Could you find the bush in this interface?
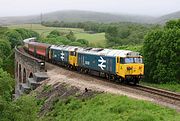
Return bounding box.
[42,36,71,45]
[76,39,89,46]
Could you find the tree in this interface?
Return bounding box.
[0,39,11,61]
[0,68,14,101]
[5,30,23,48]
[66,31,76,41]
[143,19,180,83]
[165,19,180,29]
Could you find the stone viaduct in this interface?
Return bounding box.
[15,46,48,96]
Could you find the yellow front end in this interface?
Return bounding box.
[69,51,78,66]
[117,64,144,78]
[116,57,144,80]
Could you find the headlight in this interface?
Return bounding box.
[139,66,142,69]
[127,67,132,70]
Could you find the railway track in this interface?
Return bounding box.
[134,85,180,102]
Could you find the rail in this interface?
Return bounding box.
[135,85,180,101]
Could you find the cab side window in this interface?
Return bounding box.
[120,58,124,64]
[70,51,73,56]
[70,51,76,56]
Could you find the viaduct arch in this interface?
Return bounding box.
[15,45,48,97]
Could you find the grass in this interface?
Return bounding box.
[42,94,180,121]
[75,32,106,47]
[8,24,85,35]
[42,84,52,92]
[141,82,180,92]
[8,24,106,46]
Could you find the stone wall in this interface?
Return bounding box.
[15,46,48,97]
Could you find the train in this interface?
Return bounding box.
[23,38,144,84]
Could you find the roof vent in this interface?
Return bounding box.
[85,47,93,50]
[93,48,104,52]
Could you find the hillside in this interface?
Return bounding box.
[1,10,180,25]
[155,11,180,24]
[0,10,155,25]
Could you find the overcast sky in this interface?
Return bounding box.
[0,0,180,17]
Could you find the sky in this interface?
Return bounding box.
[0,0,180,17]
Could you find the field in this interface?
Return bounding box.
[8,24,106,47]
[75,33,106,47]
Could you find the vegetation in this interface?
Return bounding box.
[0,68,14,101]
[105,23,153,47]
[1,20,180,119]
[8,24,105,47]
[1,82,180,121]
[143,19,180,84]
[141,82,180,92]
[75,32,106,47]
[0,27,40,121]
[0,27,39,75]
[0,95,39,121]
[40,30,90,47]
[41,94,180,121]
[42,21,153,46]
[113,45,143,53]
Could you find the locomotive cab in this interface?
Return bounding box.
[69,47,79,67]
[69,51,77,66]
[116,52,144,84]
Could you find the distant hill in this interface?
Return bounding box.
[41,10,155,23]
[155,11,180,24]
[0,10,180,25]
[0,10,155,25]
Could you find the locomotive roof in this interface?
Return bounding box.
[50,45,141,57]
[77,48,141,57]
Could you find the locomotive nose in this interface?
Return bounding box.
[126,64,144,75]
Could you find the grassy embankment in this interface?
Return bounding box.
[33,83,180,121]
[40,93,180,121]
